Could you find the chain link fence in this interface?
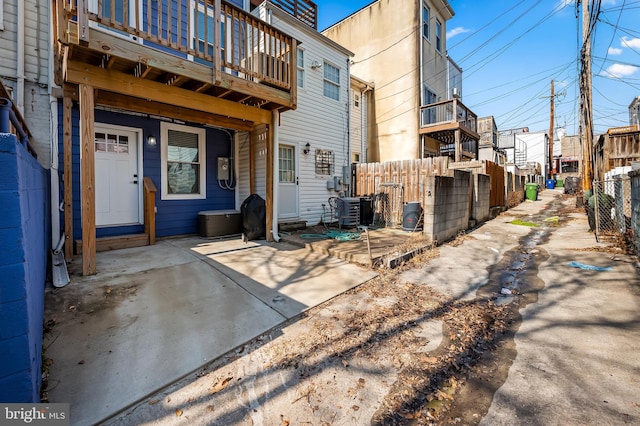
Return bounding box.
[374,183,404,227]
[591,178,632,241]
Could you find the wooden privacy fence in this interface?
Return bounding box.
[352,157,450,201]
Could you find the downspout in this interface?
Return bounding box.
[16,0,25,114]
[271,110,281,242]
[346,58,351,193]
[48,0,62,250]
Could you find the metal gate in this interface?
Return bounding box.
[374,183,404,227]
[592,178,632,240]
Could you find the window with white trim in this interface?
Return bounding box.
[161,122,207,200]
[297,48,305,88]
[435,19,442,52]
[422,4,430,40]
[353,91,360,108]
[323,62,340,101]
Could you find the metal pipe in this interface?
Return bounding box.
[17,0,25,113]
[0,98,11,131]
[271,110,281,242]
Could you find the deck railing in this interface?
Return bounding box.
[263,0,318,29]
[419,98,478,134]
[0,82,37,159]
[58,0,295,91]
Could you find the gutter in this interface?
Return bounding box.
[271,110,281,242]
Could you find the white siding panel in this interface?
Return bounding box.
[0,0,52,167]
[269,11,352,226]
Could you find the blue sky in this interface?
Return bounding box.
[316,0,640,135]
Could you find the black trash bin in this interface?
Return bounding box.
[402,202,423,232]
[240,194,266,241]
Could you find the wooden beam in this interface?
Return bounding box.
[95,91,254,132]
[63,95,73,259]
[143,177,157,245]
[80,84,96,275]
[65,23,292,107]
[66,61,272,124]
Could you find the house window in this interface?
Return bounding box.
[352,152,361,163]
[191,2,225,58]
[315,149,334,175]
[297,48,305,88]
[323,62,340,101]
[422,4,430,40]
[279,145,295,183]
[353,92,360,108]
[161,122,207,200]
[435,19,442,52]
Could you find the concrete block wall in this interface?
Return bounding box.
[473,173,491,223]
[629,170,640,258]
[0,133,50,402]
[423,170,471,243]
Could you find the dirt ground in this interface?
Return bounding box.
[105,195,637,425]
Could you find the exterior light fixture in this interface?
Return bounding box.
[147,135,157,147]
[311,61,322,70]
[303,142,310,154]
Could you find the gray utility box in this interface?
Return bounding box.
[198,210,241,237]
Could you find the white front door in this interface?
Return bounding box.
[278,144,299,219]
[94,125,142,227]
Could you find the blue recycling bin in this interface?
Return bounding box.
[546,179,556,189]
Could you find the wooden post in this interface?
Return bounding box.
[77,0,90,44]
[249,129,255,194]
[549,80,555,179]
[213,0,222,84]
[80,84,96,275]
[290,39,298,109]
[63,96,73,259]
[143,177,157,245]
[454,129,461,162]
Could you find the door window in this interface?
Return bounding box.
[279,145,295,183]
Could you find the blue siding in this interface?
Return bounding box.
[0,134,50,402]
[58,103,236,239]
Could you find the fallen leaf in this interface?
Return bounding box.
[149,400,159,405]
[352,405,360,411]
[206,405,215,412]
[281,420,290,426]
[341,359,349,368]
[210,376,233,395]
[175,409,182,417]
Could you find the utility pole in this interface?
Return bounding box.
[549,80,555,179]
[581,0,594,192]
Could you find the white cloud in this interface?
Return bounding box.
[622,37,640,49]
[601,63,639,78]
[446,27,470,39]
[608,47,623,55]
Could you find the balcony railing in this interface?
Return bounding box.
[58,0,295,91]
[419,98,478,134]
[252,0,318,29]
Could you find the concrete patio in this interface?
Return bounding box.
[43,236,377,425]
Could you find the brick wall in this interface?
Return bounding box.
[0,133,50,402]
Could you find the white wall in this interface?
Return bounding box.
[254,4,353,226]
[518,132,547,170]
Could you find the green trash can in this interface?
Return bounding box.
[525,183,538,201]
[556,178,564,188]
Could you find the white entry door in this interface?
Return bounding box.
[278,144,299,219]
[94,125,142,226]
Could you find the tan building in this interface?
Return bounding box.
[323,0,479,162]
